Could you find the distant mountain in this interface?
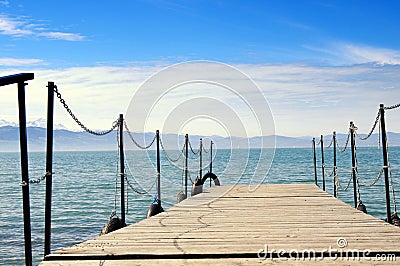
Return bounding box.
[0,119,69,130]
[1,125,399,152]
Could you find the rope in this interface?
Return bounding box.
[384,103,400,110]
[124,121,156,149]
[20,172,53,186]
[354,111,380,141]
[53,86,119,136]
[336,131,350,153]
[160,137,184,163]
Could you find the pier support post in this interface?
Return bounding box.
[320,135,325,191]
[350,122,358,208]
[119,114,126,226]
[185,134,188,198]
[210,141,213,187]
[156,130,161,205]
[44,82,55,257]
[333,132,337,198]
[199,138,203,180]
[18,80,33,266]
[380,104,392,224]
[312,138,318,186]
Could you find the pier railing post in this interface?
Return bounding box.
[210,141,213,187]
[156,130,161,204]
[380,104,392,224]
[184,134,189,197]
[320,135,325,191]
[333,132,337,198]
[350,122,357,208]
[312,138,318,186]
[199,138,203,179]
[119,114,125,226]
[44,82,55,257]
[18,80,33,266]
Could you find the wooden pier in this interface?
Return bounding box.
[41,184,400,265]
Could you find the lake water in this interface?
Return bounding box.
[1,145,399,265]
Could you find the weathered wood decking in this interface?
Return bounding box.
[41,184,400,265]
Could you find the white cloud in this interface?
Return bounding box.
[305,43,400,65]
[339,44,400,65]
[38,32,85,41]
[0,57,45,66]
[0,1,9,6]
[0,62,399,137]
[0,14,85,41]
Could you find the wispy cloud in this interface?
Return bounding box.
[38,32,85,41]
[305,42,400,65]
[0,57,45,66]
[0,0,9,7]
[0,14,85,41]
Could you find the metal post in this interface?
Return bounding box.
[312,138,317,186]
[199,138,203,179]
[156,130,161,203]
[333,132,337,198]
[44,82,55,256]
[18,81,32,266]
[119,114,125,226]
[380,104,392,224]
[320,135,325,191]
[184,134,188,197]
[210,141,213,187]
[350,122,357,208]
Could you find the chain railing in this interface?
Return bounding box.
[124,121,156,149]
[159,137,185,163]
[54,86,119,135]
[354,111,380,141]
[336,131,350,153]
[20,172,53,186]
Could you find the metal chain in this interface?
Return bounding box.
[384,103,400,110]
[20,172,53,186]
[159,137,184,163]
[337,171,353,191]
[124,156,156,193]
[124,121,156,149]
[202,145,210,154]
[359,167,386,187]
[188,139,200,155]
[325,135,334,148]
[336,131,350,153]
[316,137,322,146]
[53,86,119,136]
[125,175,148,195]
[323,164,335,177]
[354,111,380,141]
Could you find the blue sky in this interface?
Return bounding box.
[1,1,400,137]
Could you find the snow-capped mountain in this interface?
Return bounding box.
[0,118,69,130]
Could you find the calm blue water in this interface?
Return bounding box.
[1,146,399,265]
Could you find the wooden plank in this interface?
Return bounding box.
[41,184,400,265]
